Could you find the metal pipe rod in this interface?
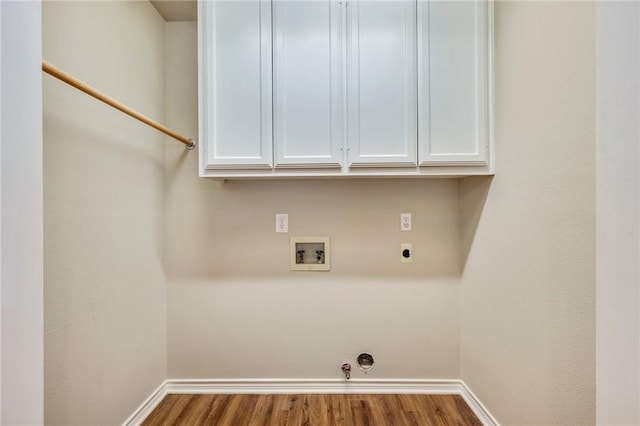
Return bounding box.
[42,60,195,149]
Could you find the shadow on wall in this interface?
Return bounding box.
[164,165,485,281]
[459,176,493,268]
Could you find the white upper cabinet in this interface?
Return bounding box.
[347,0,418,168]
[273,0,343,168]
[199,0,493,178]
[418,0,490,166]
[199,0,272,169]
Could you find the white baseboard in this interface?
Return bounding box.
[165,378,463,395]
[122,382,167,426]
[124,379,499,426]
[459,381,500,426]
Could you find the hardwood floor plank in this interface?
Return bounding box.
[209,394,234,426]
[388,394,419,426]
[286,395,305,426]
[179,394,215,424]
[366,395,391,426]
[248,394,273,426]
[304,394,328,425]
[142,394,195,426]
[330,394,353,426]
[142,393,482,426]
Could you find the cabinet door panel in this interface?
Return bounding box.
[419,0,489,165]
[347,0,417,167]
[200,0,272,169]
[273,0,343,168]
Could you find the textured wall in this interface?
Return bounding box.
[596,2,640,423]
[165,22,461,380]
[43,2,167,424]
[460,1,596,424]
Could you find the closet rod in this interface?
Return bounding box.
[42,60,196,150]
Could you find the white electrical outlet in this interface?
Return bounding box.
[400,213,412,231]
[276,214,288,233]
[401,243,412,263]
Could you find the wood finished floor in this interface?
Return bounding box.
[142,394,482,426]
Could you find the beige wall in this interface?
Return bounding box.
[460,1,596,424]
[165,22,462,379]
[43,2,167,424]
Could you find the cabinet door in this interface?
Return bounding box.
[347,0,418,168]
[199,0,272,170]
[273,0,343,168]
[419,0,489,166]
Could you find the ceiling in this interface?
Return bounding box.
[150,0,197,22]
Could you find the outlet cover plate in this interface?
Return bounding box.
[276,214,288,233]
[400,213,411,231]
